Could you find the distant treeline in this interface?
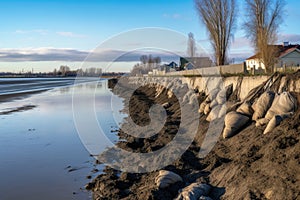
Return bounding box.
[0,65,126,78]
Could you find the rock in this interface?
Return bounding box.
[155,170,183,189]
[175,183,211,200]
[223,111,250,139]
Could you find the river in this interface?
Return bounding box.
[0,78,124,200]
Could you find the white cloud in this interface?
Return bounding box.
[56,31,86,38]
[278,34,300,43]
[0,48,178,63]
[15,29,48,35]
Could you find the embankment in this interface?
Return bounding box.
[88,72,300,200]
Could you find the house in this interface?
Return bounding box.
[245,42,300,71]
[179,57,213,70]
[148,61,178,76]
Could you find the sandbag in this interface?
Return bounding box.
[223,111,250,139]
[206,104,226,122]
[183,90,194,104]
[215,84,233,105]
[252,91,275,121]
[199,197,213,200]
[265,92,297,120]
[175,183,211,200]
[155,170,183,189]
[218,104,227,118]
[189,94,198,105]
[263,113,293,134]
[167,90,173,99]
[207,88,219,101]
[204,103,211,115]
[210,99,218,108]
[255,118,269,127]
[236,102,254,116]
[199,100,209,113]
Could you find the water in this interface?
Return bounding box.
[0,78,124,200]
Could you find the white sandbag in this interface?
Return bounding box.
[210,99,218,108]
[223,111,250,139]
[214,84,233,105]
[206,104,226,122]
[189,94,198,105]
[255,118,269,127]
[199,101,209,113]
[207,88,219,101]
[206,105,220,122]
[183,90,194,104]
[216,89,227,105]
[252,91,275,121]
[167,90,173,99]
[265,92,297,120]
[155,170,183,189]
[175,183,211,200]
[204,103,211,115]
[218,104,227,118]
[199,196,213,200]
[263,113,293,134]
[236,102,254,116]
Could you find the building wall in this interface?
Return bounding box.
[246,59,265,70]
[276,51,300,68]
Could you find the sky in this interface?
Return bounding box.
[0,0,300,72]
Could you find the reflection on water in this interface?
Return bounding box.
[0,79,124,200]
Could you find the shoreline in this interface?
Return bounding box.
[0,89,49,103]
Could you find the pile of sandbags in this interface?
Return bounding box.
[199,84,233,122]
[155,170,183,189]
[223,91,297,138]
[175,183,211,200]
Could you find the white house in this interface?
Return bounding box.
[245,43,300,71]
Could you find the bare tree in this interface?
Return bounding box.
[195,0,237,66]
[244,0,285,73]
[140,55,148,65]
[59,65,70,76]
[187,32,196,57]
[131,55,162,75]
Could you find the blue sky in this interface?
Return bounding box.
[0,0,300,72]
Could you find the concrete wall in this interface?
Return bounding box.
[165,63,245,76]
[181,76,269,100]
[128,74,300,101]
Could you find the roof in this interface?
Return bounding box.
[246,44,300,60]
[180,57,212,68]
